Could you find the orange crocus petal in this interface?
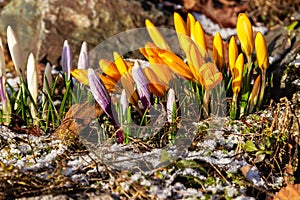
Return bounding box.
[71,69,89,85]
[198,62,223,90]
[158,50,194,80]
[145,19,170,50]
[187,13,196,37]
[144,67,167,97]
[232,53,244,95]
[228,36,238,75]
[174,12,187,36]
[99,59,121,81]
[213,32,224,71]
[99,74,120,93]
[236,13,254,57]
[193,21,207,56]
[255,32,269,70]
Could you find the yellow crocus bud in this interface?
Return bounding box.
[228,36,238,75]
[236,13,254,58]
[255,32,269,70]
[186,13,196,37]
[232,53,244,100]
[213,32,224,71]
[174,12,187,36]
[145,19,170,50]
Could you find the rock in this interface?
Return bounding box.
[0,0,172,66]
[266,18,300,101]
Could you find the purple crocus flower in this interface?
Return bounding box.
[167,88,176,123]
[78,41,89,69]
[132,60,151,109]
[61,40,72,80]
[88,68,123,143]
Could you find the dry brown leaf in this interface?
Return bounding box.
[53,102,103,140]
[273,184,300,200]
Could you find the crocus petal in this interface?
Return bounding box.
[132,60,151,109]
[78,41,89,69]
[99,59,121,81]
[61,40,72,80]
[232,53,244,96]
[228,36,238,75]
[255,32,269,71]
[187,42,205,85]
[120,89,129,116]
[44,63,53,89]
[145,19,170,50]
[198,62,223,90]
[174,12,187,36]
[27,53,38,104]
[88,68,112,117]
[143,67,167,97]
[192,21,207,56]
[187,13,196,37]
[213,32,224,71]
[7,26,24,79]
[236,13,254,57]
[0,38,6,82]
[249,75,261,113]
[167,88,176,123]
[113,52,129,76]
[158,49,194,80]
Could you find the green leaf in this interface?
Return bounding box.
[244,140,258,152]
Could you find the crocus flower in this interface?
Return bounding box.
[71,68,120,93]
[140,43,193,82]
[166,88,175,123]
[145,19,170,50]
[236,13,254,58]
[27,53,38,122]
[78,41,88,69]
[255,32,269,109]
[7,26,25,80]
[61,40,72,80]
[232,53,244,103]
[255,32,269,71]
[88,68,123,143]
[0,38,11,125]
[132,60,151,109]
[228,36,238,75]
[213,32,224,71]
[187,13,196,37]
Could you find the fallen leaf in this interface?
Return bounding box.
[273,184,300,200]
[53,101,103,140]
